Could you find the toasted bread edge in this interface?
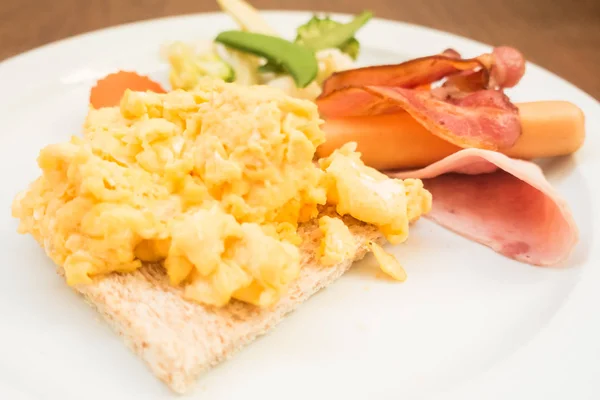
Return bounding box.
[76,216,383,394]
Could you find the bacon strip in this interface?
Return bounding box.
[317,86,404,118]
[317,47,525,150]
[489,46,527,89]
[317,86,521,150]
[389,149,578,266]
[321,54,484,97]
[321,46,525,97]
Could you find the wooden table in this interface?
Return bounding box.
[1,0,598,99]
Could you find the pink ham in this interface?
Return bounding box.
[389,149,578,266]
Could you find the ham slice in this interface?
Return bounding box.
[317,86,521,150]
[389,149,578,266]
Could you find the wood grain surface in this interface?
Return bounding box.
[1,0,598,99]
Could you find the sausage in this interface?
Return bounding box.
[316,101,585,170]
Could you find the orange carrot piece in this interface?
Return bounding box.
[89,71,166,109]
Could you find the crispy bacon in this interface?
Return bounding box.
[316,46,525,150]
[489,46,526,88]
[439,69,489,94]
[321,46,525,97]
[321,54,485,97]
[375,87,520,149]
[317,86,521,150]
[317,86,401,118]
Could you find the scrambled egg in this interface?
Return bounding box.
[12,78,431,307]
[368,241,407,282]
[320,143,432,245]
[318,216,356,266]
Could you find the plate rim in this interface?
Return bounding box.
[1,10,598,104]
[1,10,599,400]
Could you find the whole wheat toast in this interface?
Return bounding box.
[74,212,384,394]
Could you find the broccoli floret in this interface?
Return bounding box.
[340,38,360,60]
[196,53,235,83]
[294,13,371,60]
[295,16,339,46]
[254,12,371,77]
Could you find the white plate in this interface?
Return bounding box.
[1,11,599,400]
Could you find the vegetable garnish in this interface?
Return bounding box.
[89,71,165,108]
[295,11,372,58]
[259,11,371,75]
[167,42,235,89]
[216,0,278,35]
[296,18,360,60]
[215,31,319,88]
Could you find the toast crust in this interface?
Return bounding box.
[76,213,383,393]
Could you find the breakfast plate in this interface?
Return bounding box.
[1,10,599,400]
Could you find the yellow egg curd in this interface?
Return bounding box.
[12,78,431,307]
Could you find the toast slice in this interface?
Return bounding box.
[75,212,384,393]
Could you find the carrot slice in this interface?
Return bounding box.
[89,71,166,108]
